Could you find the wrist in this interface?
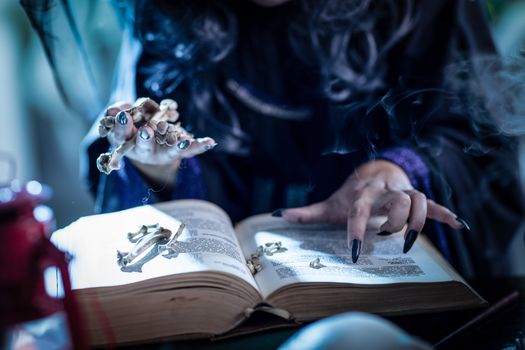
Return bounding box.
[357,159,406,175]
[376,147,432,194]
[130,159,180,188]
[356,160,412,189]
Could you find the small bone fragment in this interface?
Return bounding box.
[96,97,216,174]
[127,223,160,241]
[156,121,169,135]
[127,98,160,124]
[246,245,264,275]
[98,116,116,137]
[263,241,282,256]
[309,257,325,269]
[117,227,172,267]
[246,256,262,275]
[97,98,158,138]
[158,223,186,253]
[96,139,136,175]
[150,99,179,124]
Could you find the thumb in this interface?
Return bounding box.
[279,201,335,224]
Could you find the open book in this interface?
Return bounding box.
[50,199,485,346]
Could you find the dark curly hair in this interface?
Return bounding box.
[138,0,415,97]
[135,0,417,152]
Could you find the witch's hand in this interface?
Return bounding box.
[280,160,466,261]
[98,100,216,185]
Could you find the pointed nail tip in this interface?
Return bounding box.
[403,230,418,254]
[402,240,413,254]
[271,209,284,217]
[351,239,361,264]
[455,217,471,231]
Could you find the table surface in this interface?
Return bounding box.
[122,277,525,350]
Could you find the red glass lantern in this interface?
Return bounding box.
[0,180,85,349]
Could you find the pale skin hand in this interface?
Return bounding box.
[105,102,216,187]
[281,160,465,257]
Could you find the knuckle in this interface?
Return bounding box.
[411,191,426,202]
[349,202,365,218]
[350,188,365,200]
[397,194,411,208]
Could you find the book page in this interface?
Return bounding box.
[236,215,458,299]
[51,200,257,290]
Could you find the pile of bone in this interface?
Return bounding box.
[117,222,186,268]
[96,98,198,174]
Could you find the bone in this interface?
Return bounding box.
[158,223,186,253]
[246,255,263,275]
[155,122,192,146]
[96,97,216,174]
[155,127,180,146]
[309,257,325,269]
[96,138,136,175]
[155,121,169,135]
[127,98,160,124]
[98,116,116,137]
[117,226,173,267]
[127,223,160,241]
[150,99,179,124]
[165,132,179,146]
[98,98,160,138]
[263,241,283,256]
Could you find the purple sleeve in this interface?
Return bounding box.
[377,146,452,261]
[377,146,432,196]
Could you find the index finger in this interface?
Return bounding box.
[347,187,379,263]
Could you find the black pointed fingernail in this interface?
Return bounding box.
[272,209,284,217]
[403,230,418,253]
[377,230,392,236]
[177,140,190,150]
[140,129,150,140]
[351,239,362,263]
[116,111,128,125]
[455,217,471,231]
